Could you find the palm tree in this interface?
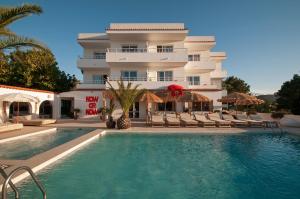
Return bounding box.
[107,80,145,129]
[0,4,47,50]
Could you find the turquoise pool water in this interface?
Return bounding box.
[0,128,95,159]
[11,132,300,199]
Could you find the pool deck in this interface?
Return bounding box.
[0,119,298,191]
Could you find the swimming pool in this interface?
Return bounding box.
[10,132,300,199]
[0,128,95,159]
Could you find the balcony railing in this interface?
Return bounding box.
[109,76,186,82]
[82,80,106,84]
[107,48,187,53]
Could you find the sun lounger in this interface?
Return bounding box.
[19,119,56,126]
[14,115,56,126]
[179,113,198,127]
[0,123,23,133]
[222,114,248,127]
[150,113,165,127]
[194,114,216,127]
[165,113,181,127]
[207,113,231,128]
[249,114,278,128]
[236,114,264,127]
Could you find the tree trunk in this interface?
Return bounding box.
[117,113,131,129]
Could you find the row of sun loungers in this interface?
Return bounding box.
[149,112,278,128]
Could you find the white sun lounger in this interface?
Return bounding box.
[165,113,181,127]
[194,114,216,127]
[207,113,231,128]
[179,113,198,127]
[222,114,248,127]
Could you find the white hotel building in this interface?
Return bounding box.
[63,23,228,119]
[0,23,228,121]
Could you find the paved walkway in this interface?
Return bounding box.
[0,126,54,140]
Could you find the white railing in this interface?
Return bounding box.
[107,48,187,53]
[109,76,186,82]
[78,55,106,59]
[82,80,105,84]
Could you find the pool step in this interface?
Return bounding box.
[0,166,46,199]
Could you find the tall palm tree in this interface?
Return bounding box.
[107,80,145,129]
[0,4,47,50]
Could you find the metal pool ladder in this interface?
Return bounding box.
[1,166,46,199]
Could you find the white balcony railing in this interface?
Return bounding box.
[210,70,227,78]
[107,48,187,53]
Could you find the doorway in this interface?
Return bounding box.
[129,102,139,118]
[61,98,74,118]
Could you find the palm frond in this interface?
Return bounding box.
[0,4,42,28]
[0,27,16,36]
[0,35,48,50]
[106,80,145,116]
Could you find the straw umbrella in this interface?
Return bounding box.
[218,92,264,113]
[139,91,163,124]
[178,91,211,112]
[0,93,39,122]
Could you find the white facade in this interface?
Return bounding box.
[0,85,56,123]
[72,23,228,119]
[0,24,228,120]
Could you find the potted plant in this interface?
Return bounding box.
[73,108,80,120]
[106,99,116,129]
[107,80,145,129]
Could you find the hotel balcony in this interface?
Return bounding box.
[210,70,227,79]
[77,56,109,69]
[76,80,106,89]
[106,48,188,67]
[107,76,188,90]
[184,57,216,73]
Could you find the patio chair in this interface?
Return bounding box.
[236,114,264,127]
[150,112,165,127]
[194,114,216,127]
[179,113,198,127]
[14,115,56,126]
[222,114,248,127]
[165,113,181,127]
[207,113,231,128]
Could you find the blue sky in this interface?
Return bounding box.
[3,0,300,94]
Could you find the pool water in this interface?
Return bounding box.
[11,132,300,199]
[0,128,95,159]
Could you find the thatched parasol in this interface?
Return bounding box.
[139,91,163,104]
[218,92,264,105]
[178,91,210,102]
[139,91,163,125]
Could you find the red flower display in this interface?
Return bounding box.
[167,84,184,97]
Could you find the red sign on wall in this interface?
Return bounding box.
[86,96,99,115]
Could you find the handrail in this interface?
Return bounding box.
[2,166,46,199]
[0,168,19,199]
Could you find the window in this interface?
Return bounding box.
[157,45,173,53]
[121,71,137,81]
[92,75,104,84]
[188,54,200,61]
[186,76,200,85]
[94,52,106,59]
[122,44,138,52]
[157,71,173,81]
